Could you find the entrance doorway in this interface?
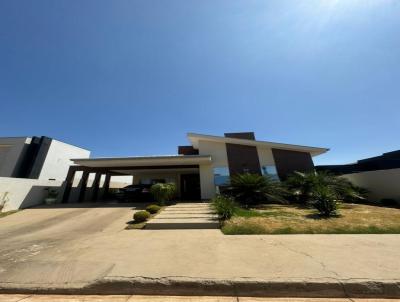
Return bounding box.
[180,174,201,200]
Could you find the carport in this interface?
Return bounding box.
[61,155,212,203]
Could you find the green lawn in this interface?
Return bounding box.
[222,203,400,235]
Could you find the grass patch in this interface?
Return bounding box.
[233,206,297,218]
[125,220,147,229]
[221,203,400,235]
[0,210,18,218]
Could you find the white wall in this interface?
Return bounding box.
[0,137,31,177]
[39,139,90,181]
[198,140,228,167]
[0,177,63,212]
[257,146,275,166]
[199,164,215,199]
[342,168,400,202]
[197,140,228,199]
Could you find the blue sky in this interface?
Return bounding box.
[0,0,399,165]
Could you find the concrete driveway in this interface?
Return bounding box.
[0,203,400,298]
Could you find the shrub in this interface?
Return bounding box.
[133,210,151,222]
[285,171,368,203]
[211,195,236,220]
[309,186,338,217]
[146,204,161,214]
[150,183,177,205]
[228,173,286,206]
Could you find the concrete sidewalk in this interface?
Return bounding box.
[0,205,400,298]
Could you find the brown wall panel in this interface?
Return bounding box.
[272,148,314,180]
[178,146,199,155]
[224,132,255,140]
[226,143,261,175]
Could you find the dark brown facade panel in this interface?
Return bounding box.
[271,148,314,180]
[226,143,261,175]
[224,132,256,140]
[178,146,199,155]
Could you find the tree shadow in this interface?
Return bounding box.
[305,213,342,220]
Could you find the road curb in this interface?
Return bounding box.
[1,277,400,298]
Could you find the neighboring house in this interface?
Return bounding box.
[317,150,400,202]
[63,132,328,202]
[0,136,90,181]
[0,136,90,211]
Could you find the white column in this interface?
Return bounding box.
[199,164,215,200]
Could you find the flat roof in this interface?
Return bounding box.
[187,133,329,156]
[72,155,212,168]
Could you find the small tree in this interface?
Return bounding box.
[309,185,338,217]
[150,183,176,205]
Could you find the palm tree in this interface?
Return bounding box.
[228,173,286,206]
[285,171,367,203]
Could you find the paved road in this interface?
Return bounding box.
[0,204,400,297]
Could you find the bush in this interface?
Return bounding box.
[309,186,338,217]
[211,195,236,220]
[150,183,176,205]
[133,210,151,222]
[146,204,161,214]
[228,173,286,206]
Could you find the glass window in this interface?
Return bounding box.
[140,178,166,185]
[261,165,279,180]
[140,178,152,185]
[213,167,230,186]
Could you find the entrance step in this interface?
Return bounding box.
[146,203,219,230]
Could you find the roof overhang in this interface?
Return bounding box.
[187,133,329,156]
[72,155,212,168]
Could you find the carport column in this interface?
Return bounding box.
[62,166,77,203]
[78,171,90,203]
[91,172,102,201]
[102,173,111,199]
[199,164,215,200]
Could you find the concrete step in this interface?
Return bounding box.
[145,203,219,230]
[153,213,219,219]
[166,205,211,209]
[145,218,219,229]
[162,209,215,214]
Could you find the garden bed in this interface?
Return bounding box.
[125,206,164,230]
[222,203,400,234]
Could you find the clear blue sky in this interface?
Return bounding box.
[0,1,399,165]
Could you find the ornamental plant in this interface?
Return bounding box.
[150,183,176,205]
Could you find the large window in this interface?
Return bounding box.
[213,167,230,186]
[261,165,279,180]
[140,178,166,185]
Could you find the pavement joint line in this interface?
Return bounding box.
[15,295,32,302]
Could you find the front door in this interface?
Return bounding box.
[180,174,201,200]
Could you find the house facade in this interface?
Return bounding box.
[0,136,90,181]
[0,136,91,211]
[63,132,328,202]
